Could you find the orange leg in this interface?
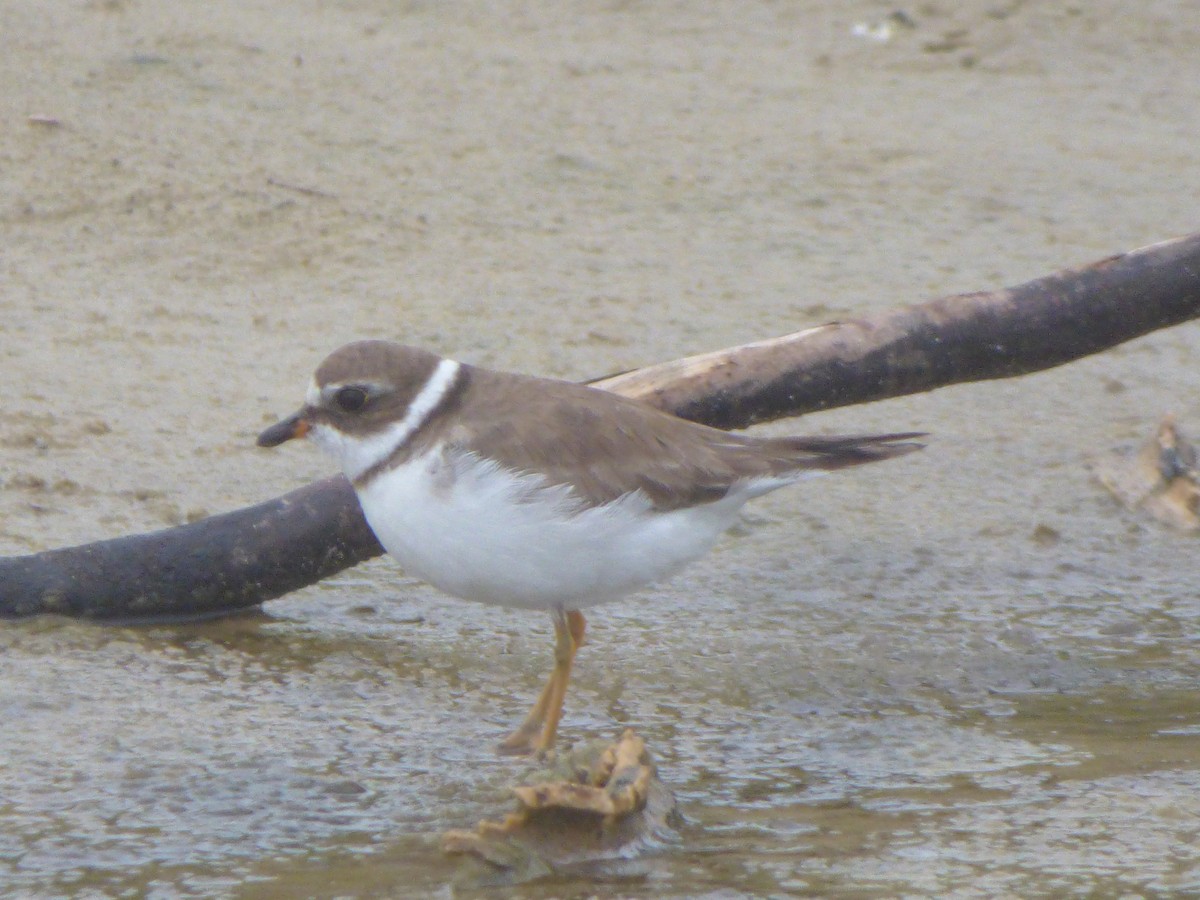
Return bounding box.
[497,608,586,756]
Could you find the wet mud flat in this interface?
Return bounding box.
[3,0,1200,896]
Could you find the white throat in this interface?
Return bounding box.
[310,357,462,482]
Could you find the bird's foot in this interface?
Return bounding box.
[496,721,555,758]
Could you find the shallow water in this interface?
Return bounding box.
[3,0,1200,896]
[4,436,1200,896]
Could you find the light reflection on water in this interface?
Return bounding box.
[3,489,1199,898]
[5,323,1200,897]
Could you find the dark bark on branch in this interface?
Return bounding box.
[0,477,381,622]
[2,232,1200,620]
[596,234,1200,428]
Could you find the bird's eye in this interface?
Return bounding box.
[333,386,369,412]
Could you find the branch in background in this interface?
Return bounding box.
[598,234,1200,428]
[2,232,1199,620]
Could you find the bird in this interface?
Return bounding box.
[257,339,923,755]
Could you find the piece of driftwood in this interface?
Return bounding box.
[0,477,382,621]
[596,234,1200,428]
[442,729,679,882]
[2,232,1200,620]
[1091,415,1200,531]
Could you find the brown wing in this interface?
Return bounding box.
[436,366,924,510]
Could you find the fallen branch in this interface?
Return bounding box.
[2,232,1199,620]
[596,234,1200,427]
[0,476,380,621]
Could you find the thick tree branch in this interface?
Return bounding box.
[2,232,1199,620]
[0,477,381,621]
[597,234,1200,428]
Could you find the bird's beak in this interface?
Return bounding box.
[256,410,311,448]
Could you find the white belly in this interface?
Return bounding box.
[355,448,753,610]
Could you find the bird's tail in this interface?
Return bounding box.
[761,431,926,474]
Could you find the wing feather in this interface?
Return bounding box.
[438,368,923,510]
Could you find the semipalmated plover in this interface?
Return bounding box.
[258,340,923,755]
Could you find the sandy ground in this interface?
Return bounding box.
[4,0,1198,553]
[3,1,1200,897]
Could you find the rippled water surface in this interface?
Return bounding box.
[5,459,1200,897]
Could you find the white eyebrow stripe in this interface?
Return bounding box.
[334,358,462,482]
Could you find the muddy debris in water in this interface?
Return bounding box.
[442,729,680,882]
[1092,414,1200,530]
